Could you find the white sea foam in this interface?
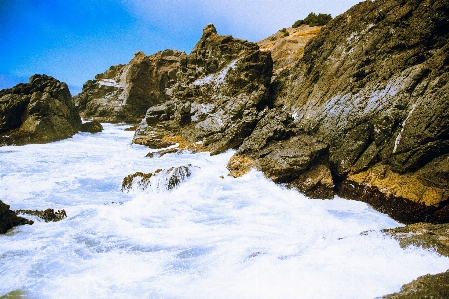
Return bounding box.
[1,124,448,298]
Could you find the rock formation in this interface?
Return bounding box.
[0,74,82,146]
[81,120,103,133]
[231,0,449,223]
[121,165,193,192]
[133,24,273,154]
[0,200,33,234]
[74,50,185,122]
[381,222,449,298]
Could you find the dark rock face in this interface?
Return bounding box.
[0,75,82,146]
[133,24,273,154]
[81,120,103,133]
[242,0,449,222]
[74,50,185,122]
[0,200,33,234]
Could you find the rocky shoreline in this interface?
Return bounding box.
[1,0,448,296]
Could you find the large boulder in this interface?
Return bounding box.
[133,24,273,154]
[74,50,185,122]
[0,75,82,146]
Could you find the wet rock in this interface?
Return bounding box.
[383,222,449,257]
[81,120,103,133]
[74,50,185,123]
[0,200,33,234]
[288,164,334,199]
[0,75,82,146]
[381,223,449,298]
[121,165,193,192]
[133,24,273,154]
[15,208,67,223]
[382,270,449,299]
[227,155,255,178]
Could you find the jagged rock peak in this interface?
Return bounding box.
[202,23,218,38]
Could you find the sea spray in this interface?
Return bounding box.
[1,124,448,299]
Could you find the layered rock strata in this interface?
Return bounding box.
[232,0,449,223]
[0,75,82,146]
[133,24,273,154]
[74,50,185,122]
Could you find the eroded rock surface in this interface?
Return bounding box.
[0,75,82,146]
[235,0,449,222]
[81,120,103,133]
[133,24,273,154]
[74,50,185,122]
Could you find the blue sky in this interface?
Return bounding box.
[0,0,360,95]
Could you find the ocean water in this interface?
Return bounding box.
[1,123,448,299]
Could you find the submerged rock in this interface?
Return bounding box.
[0,75,82,146]
[0,200,33,234]
[382,270,449,299]
[382,222,449,298]
[121,165,193,192]
[15,208,67,223]
[133,24,273,154]
[81,120,103,133]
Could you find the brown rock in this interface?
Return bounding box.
[0,75,82,146]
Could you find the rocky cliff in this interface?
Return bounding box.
[0,75,82,146]
[232,0,449,224]
[132,24,273,154]
[74,49,185,122]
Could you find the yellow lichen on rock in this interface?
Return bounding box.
[347,163,449,206]
[227,155,255,178]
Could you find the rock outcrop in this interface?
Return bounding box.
[74,50,185,122]
[0,200,33,234]
[121,165,193,192]
[133,24,273,154]
[0,75,82,146]
[232,0,449,223]
[81,120,103,133]
[381,222,449,298]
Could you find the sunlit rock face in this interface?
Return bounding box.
[74,49,185,123]
[234,0,449,223]
[0,74,82,146]
[133,24,273,154]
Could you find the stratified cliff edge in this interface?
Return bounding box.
[73,50,185,122]
[235,0,449,224]
[132,24,273,154]
[0,74,82,146]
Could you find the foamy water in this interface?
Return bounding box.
[1,124,448,299]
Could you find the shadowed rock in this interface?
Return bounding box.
[0,200,33,234]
